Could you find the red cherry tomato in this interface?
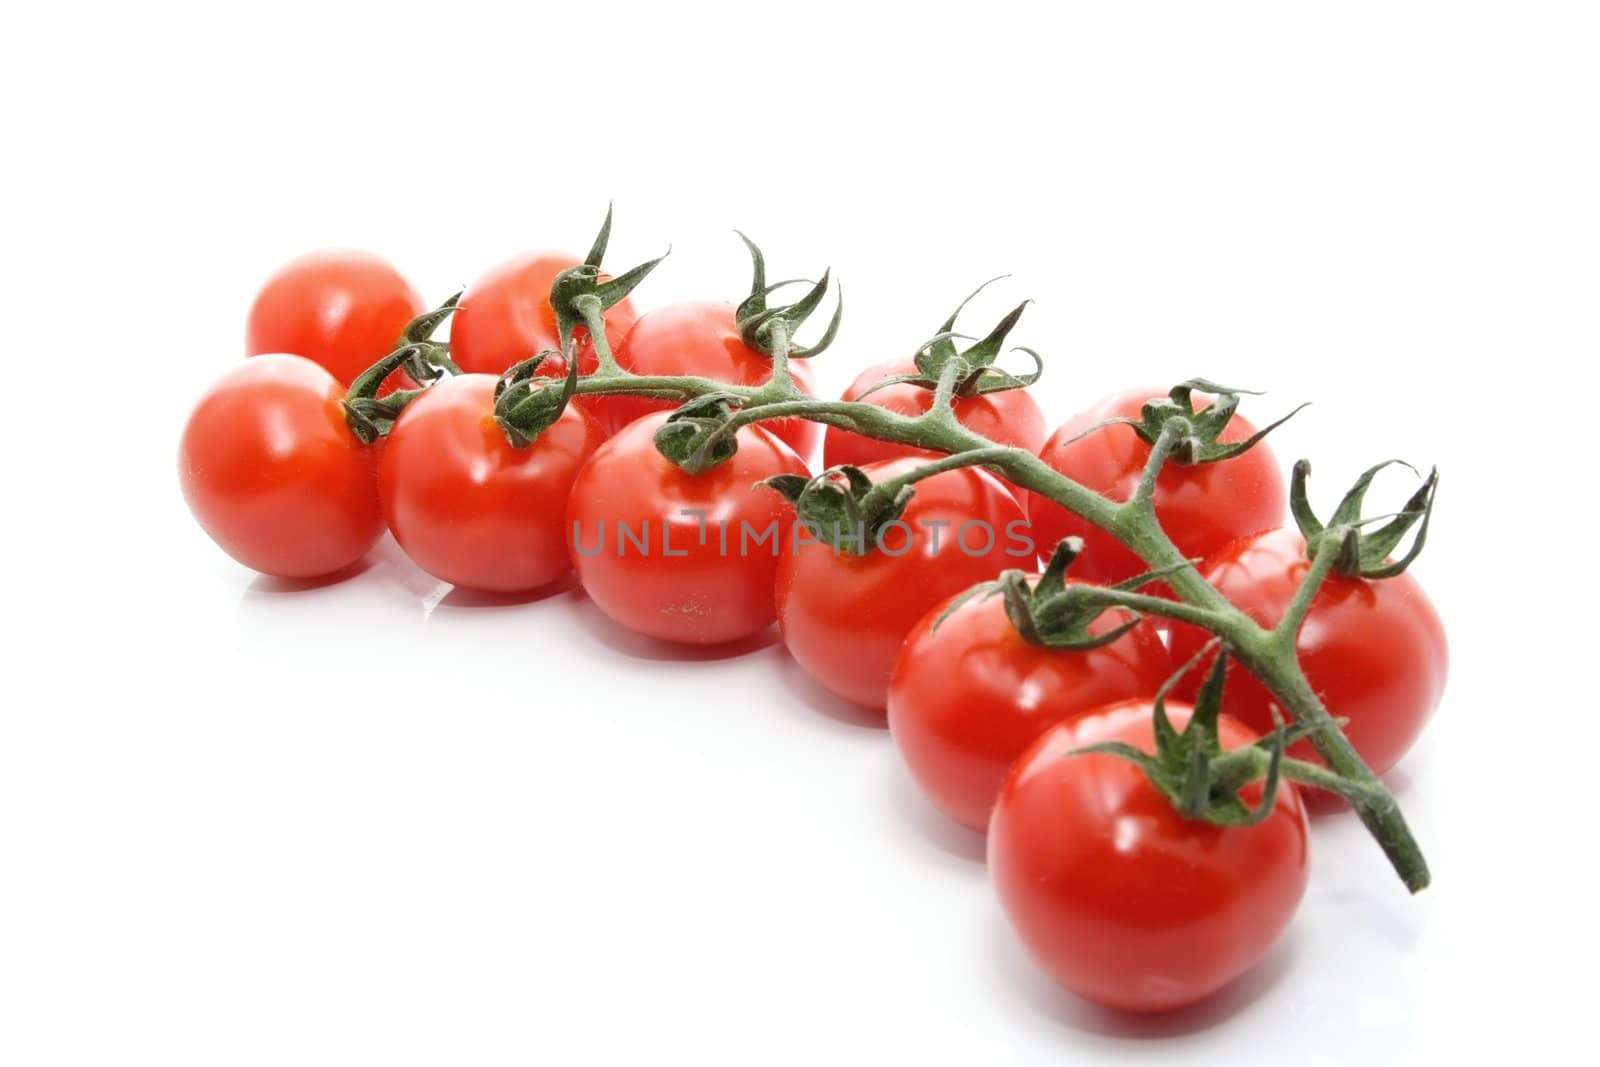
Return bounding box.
[450,252,638,434]
[990,701,1310,1013]
[888,586,1171,832]
[245,250,422,392]
[179,354,383,579]
[378,375,605,593]
[775,458,1030,711]
[1027,388,1287,584]
[822,357,1047,468]
[565,412,809,645]
[1167,527,1448,790]
[612,301,820,458]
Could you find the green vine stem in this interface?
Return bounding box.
[518,273,1435,892]
[762,316,794,393]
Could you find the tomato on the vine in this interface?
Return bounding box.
[179,354,384,579]
[246,250,422,392]
[1027,387,1287,584]
[989,700,1310,1013]
[451,252,638,433]
[823,358,1046,468]
[378,374,605,594]
[775,458,1030,711]
[1168,527,1447,787]
[612,301,821,458]
[888,585,1171,833]
[565,412,809,645]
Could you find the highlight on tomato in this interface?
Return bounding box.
[379,365,605,594]
[179,354,384,579]
[565,408,810,645]
[887,539,1172,833]
[1168,461,1447,795]
[1027,381,1298,585]
[245,249,423,392]
[610,235,838,459]
[823,282,1047,468]
[989,665,1310,1013]
[450,209,642,434]
[772,457,1031,711]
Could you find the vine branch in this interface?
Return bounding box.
[475,271,1433,892]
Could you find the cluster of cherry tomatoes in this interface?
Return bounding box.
[178,228,1447,1015]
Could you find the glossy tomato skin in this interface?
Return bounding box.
[775,458,1031,711]
[1168,528,1448,787]
[990,701,1310,1013]
[822,358,1047,468]
[566,412,809,645]
[378,374,604,593]
[888,587,1172,832]
[612,301,821,458]
[1027,388,1286,584]
[245,250,422,391]
[450,252,639,434]
[179,354,384,578]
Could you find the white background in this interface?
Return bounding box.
[2,2,1595,1063]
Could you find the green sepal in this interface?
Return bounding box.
[389,290,464,387]
[584,202,615,268]
[341,383,427,445]
[652,392,747,474]
[857,278,1042,401]
[761,474,812,503]
[917,287,1040,395]
[1073,643,1291,829]
[551,206,669,351]
[759,465,915,556]
[339,294,465,443]
[401,291,464,362]
[732,232,842,360]
[983,537,1197,650]
[1075,379,1306,465]
[492,349,579,448]
[1290,459,1438,578]
[342,341,424,442]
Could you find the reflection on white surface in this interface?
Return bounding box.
[211,550,1454,1063]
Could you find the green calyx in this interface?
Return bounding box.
[652,392,747,473]
[399,291,464,374]
[1075,643,1303,827]
[936,537,1193,650]
[732,232,842,360]
[762,465,916,556]
[1082,379,1306,465]
[1291,459,1438,579]
[492,349,579,448]
[341,293,463,444]
[551,205,669,351]
[1077,642,1387,825]
[860,277,1041,401]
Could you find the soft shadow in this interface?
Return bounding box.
[987,910,1300,1039]
[435,573,581,611]
[1314,887,1423,952]
[773,652,887,732]
[887,765,987,865]
[569,596,783,663]
[244,557,375,594]
[1381,764,1416,799]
